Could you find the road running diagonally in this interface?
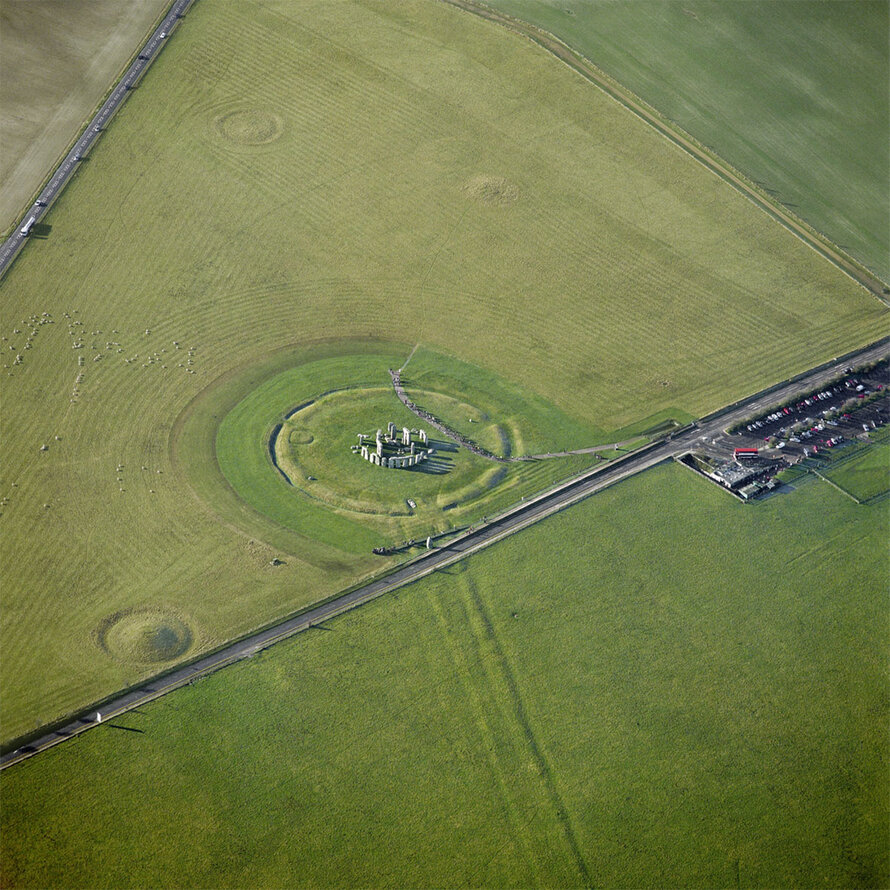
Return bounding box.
[0,0,196,280]
[2,336,887,770]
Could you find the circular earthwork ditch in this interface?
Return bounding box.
[96,608,194,664]
[215,109,283,145]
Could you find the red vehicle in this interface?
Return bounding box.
[734,447,759,459]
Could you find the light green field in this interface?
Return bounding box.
[1,0,887,743]
[484,0,890,283]
[824,441,890,502]
[2,463,886,888]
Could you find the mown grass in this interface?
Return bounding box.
[216,349,600,548]
[1,0,886,741]
[824,442,890,502]
[2,463,886,888]
[484,0,890,282]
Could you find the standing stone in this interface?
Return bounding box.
[419,429,427,444]
[403,427,410,445]
[361,445,368,460]
[410,441,415,455]
[388,421,396,438]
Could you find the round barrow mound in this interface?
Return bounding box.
[463,174,519,205]
[97,608,193,664]
[215,109,283,145]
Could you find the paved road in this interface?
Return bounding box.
[0,0,195,280]
[3,336,887,769]
[440,0,889,303]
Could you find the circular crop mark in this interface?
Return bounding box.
[463,175,519,206]
[96,608,193,664]
[215,109,283,145]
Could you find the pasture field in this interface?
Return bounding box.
[400,346,695,453]
[484,0,890,283]
[2,462,887,888]
[1,0,887,743]
[823,441,890,502]
[0,0,171,231]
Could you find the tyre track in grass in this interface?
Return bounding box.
[2,338,888,770]
[463,574,594,887]
[438,0,889,304]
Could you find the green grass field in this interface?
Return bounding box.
[484,0,890,283]
[2,462,886,888]
[1,0,887,743]
[824,441,890,502]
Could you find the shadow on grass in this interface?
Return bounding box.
[394,439,458,476]
[409,458,452,476]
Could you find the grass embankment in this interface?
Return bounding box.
[483,0,890,283]
[215,349,600,548]
[2,463,887,888]
[1,0,887,741]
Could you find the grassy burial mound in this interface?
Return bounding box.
[2,463,886,888]
[0,0,887,743]
[483,0,890,284]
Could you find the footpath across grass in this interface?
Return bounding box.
[2,463,886,888]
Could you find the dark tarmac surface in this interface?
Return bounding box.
[0,0,195,279]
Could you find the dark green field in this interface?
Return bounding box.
[2,463,886,888]
[485,0,890,283]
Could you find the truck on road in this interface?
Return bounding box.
[20,216,36,237]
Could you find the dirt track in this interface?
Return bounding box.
[439,0,889,303]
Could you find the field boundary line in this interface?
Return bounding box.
[437,0,889,304]
[1,0,175,239]
[811,469,863,504]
